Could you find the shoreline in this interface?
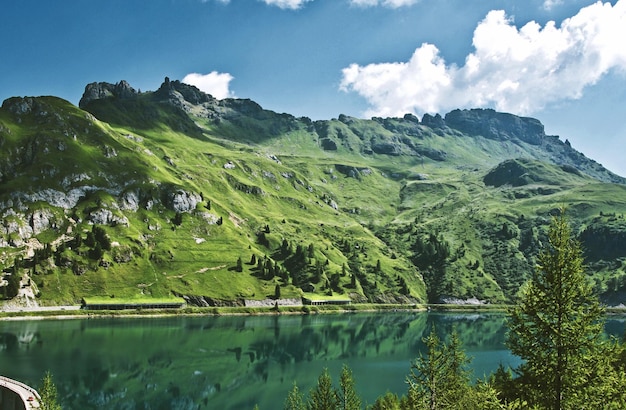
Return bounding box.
[2,303,625,322]
[0,302,511,321]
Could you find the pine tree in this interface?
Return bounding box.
[39,371,62,410]
[507,208,607,410]
[308,368,338,410]
[284,381,305,410]
[338,364,361,410]
[407,328,471,410]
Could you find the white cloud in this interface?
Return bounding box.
[182,72,235,99]
[261,0,313,9]
[350,0,420,7]
[542,0,563,11]
[340,0,626,117]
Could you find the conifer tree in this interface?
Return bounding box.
[39,371,62,410]
[284,381,305,410]
[308,368,338,410]
[507,209,607,410]
[338,364,361,410]
[407,328,472,410]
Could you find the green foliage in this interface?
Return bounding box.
[39,371,62,410]
[284,382,306,410]
[507,209,611,409]
[3,88,626,306]
[407,329,472,409]
[370,391,402,410]
[338,364,361,410]
[4,257,22,299]
[308,368,339,410]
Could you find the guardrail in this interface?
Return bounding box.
[0,375,41,408]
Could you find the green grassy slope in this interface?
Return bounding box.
[2,81,626,305]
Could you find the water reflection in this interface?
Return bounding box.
[0,313,621,409]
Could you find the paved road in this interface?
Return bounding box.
[1,305,81,313]
[3,306,81,313]
[0,375,40,408]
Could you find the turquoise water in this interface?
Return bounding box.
[0,312,622,409]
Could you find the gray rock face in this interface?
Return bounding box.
[320,138,337,151]
[155,78,215,105]
[79,80,137,108]
[167,190,202,213]
[29,209,55,235]
[87,208,129,226]
[119,191,140,212]
[1,210,33,246]
[2,96,37,115]
[371,141,401,156]
[421,113,446,128]
[444,108,545,145]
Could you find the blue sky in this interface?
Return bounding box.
[2,0,625,176]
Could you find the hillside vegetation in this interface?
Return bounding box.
[1,78,626,305]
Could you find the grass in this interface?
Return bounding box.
[2,91,626,307]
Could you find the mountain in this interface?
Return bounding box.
[2,78,626,306]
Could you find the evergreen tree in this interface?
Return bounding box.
[89,242,103,260]
[308,368,338,410]
[274,284,281,299]
[338,364,361,410]
[281,238,290,255]
[173,212,183,226]
[85,231,96,248]
[71,233,82,250]
[92,226,111,250]
[6,257,22,298]
[407,328,471,410]
[284,381,306,410]
[236,257,243,272]
[370,391,401,410]
[507,209,607,410]
[39,371,62,410]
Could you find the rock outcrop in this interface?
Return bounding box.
[79,80,137,108]
[444,108,545,145]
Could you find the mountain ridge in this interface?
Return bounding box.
[2,78,626,306]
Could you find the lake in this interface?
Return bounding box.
[0,312,623,409]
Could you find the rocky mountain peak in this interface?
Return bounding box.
[444,108,545,145]
[79,80,137,108]
[154,77,215,106]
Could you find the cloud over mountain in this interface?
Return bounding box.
[182,72,235,99]
[340,0,626,118]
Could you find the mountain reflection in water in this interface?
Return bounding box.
[0,312,622,409]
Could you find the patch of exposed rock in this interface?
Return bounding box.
[244,298,302,307]
[444,108,545,145]
[180,295,245,307]
[87,208,129,226]
[79,80,138,108]
[165,189,202,213]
